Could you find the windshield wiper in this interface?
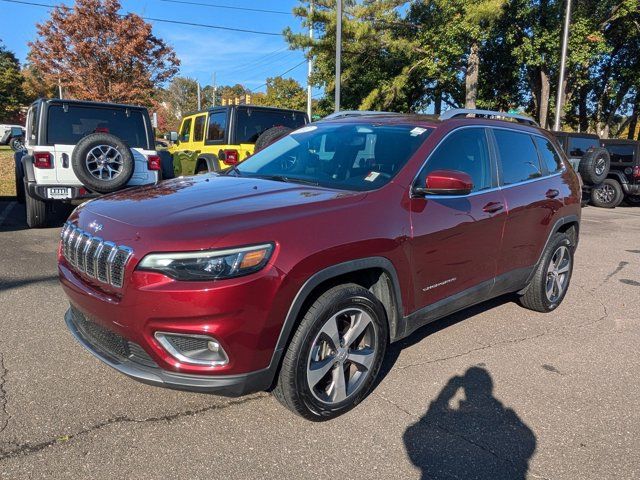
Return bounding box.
[224,165,242,176]
[255,175,319,186]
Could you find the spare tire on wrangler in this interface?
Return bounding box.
[578,147,609,186]
[254,126,293,153]
[71,133,135,193]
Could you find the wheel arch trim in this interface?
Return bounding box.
[268,257,404,374]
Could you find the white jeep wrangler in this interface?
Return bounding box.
[15,99,162,228]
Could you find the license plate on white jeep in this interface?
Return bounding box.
[47,187,72,199]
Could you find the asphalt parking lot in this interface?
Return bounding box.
[0,198,639,480]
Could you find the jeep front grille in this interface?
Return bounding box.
[60,222,133,288]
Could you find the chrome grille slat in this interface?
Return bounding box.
[60,222,133,288]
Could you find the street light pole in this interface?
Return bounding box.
[335,0,342,112]
[307,1,314,120]
[554,0,572,131]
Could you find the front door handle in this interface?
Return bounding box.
[546,189,560,199]
[483,201,504,213]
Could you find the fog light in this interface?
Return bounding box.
[154,332,229,366]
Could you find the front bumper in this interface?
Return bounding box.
[65,307,274,396]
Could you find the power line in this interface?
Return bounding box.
[0,0,283,36]
[159,0,290,15]
[251,60,307,92]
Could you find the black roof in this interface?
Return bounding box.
[35,98,147,110]
[183,104,306,118]
[553,131,600,140]
[601,138,640,145]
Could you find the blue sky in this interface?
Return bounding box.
[0,0,315,94]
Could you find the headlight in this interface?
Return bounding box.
[137,243,274,281]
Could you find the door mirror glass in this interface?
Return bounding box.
[414,169,474,196]
[167,131,178,142]
[10,127,24,137]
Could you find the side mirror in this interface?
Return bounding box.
[167,131,178,142]
[10,127,24,137]
[413,169,473,196]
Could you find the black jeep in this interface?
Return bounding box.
[596,139,640,207]
[553,132,611,206]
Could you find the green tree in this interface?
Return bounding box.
[253,77,307,110]
[0,42,26,122]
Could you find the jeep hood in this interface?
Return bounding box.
[74,175,365,249]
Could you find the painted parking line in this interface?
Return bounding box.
[0,201,16,226]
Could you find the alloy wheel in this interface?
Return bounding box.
[85,145,124,180]
[594,184,615,204]
[595,158,606,176]
[306,308,378,404]
[546,245,571,303]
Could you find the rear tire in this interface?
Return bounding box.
[520,232,574,313]
[25,189,47,228]
[624,195,640,206]
[273,284,388,421]
[590,179,623,208]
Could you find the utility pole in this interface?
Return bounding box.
[58,78,63,99]
[197,82,202,110]
[554,0,572,131]
[307,1,314,120]
[212,72,217,107]
[335,0,342,112]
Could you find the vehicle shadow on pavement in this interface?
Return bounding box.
[0,196,71,232]
[403,366,536,480]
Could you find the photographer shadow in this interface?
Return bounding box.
[403,366,536,480]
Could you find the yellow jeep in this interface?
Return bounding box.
[167,105,308,176]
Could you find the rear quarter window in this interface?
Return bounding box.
[567,137,599,157]
[235,109,306,144]
[46,105,149,148]
[605,144,635,163]
[534,137,563,173]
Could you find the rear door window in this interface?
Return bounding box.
[567,137,599,157]
[193,115,206,143]
[206,110,227,143]
[235,108,306,144]
[606,144,635,164]
[493,129,543,185]
[46,105,149,148]
[534,137,563,173]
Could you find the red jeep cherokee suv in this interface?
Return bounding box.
[59,111,581,420]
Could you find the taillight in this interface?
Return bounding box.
[223,149,239,166]
[147,155,161,171]
[633,166,640,179]
[33,152,53,169]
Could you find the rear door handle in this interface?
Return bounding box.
[546,189,560,199]
[483,201,504,213]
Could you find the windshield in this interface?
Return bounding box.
[46,105,150,148]
[235,123,432,191]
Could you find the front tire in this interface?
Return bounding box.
[520,233,574,312]
[590,179,623,208]
[273,284,388,421]
[25,189,47,228]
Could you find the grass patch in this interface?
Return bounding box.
[0,146,16,197]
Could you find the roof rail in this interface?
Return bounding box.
[440,108,539,127]
[322,110,400,120]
